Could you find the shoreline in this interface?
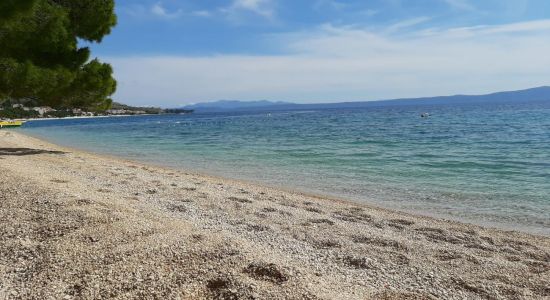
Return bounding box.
[16,112,193,122]
[19,113,158,122]
[20,128,548,237]
[1,130,549,299]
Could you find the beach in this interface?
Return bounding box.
[0,131,548,299]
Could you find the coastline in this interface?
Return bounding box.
[20,125,549,237]
[19,113,156,122]
[20,126,545,237]
[1,130,548,299]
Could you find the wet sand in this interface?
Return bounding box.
[0,131,548,299]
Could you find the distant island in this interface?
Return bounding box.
[0,101,193,120]
[184,86,550,113]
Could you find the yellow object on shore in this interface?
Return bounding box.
[0,120,25,128]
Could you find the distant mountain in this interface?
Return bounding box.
[183,100,292,112]
[183,86,550,112]
[361,86,550,107]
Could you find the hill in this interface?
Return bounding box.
[110,102,164,114]
[183,86,550,112]
[109,102,193,115]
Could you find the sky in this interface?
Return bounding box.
[89,0,550,107]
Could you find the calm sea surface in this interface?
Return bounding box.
[21,101,550,235]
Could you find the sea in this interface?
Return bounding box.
[21,101,550,235]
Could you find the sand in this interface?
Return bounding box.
[0,131,548,299]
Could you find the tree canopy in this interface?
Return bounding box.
[0,0,117,110]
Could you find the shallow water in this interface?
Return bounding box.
[21,101,550,235]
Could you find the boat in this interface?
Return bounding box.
[0,120,26,128]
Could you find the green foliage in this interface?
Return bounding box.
[0,0,117,111]
[42,110,74,118]
[52,0,117,42]
[0,107,40,119]
[63,59,117,109]
[164,108,194,114]
[0,58,74,104]
[0,0,37,21]
[110,102,164,114]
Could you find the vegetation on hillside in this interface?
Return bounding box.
[109,103,193,115]
[0,107,40,119]
[110,102,164,115]
[0,0,117,110]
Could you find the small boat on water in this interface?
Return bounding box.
[0,120,26,128]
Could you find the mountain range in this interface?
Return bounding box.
[182,86,550,112]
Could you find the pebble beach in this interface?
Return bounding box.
[0,131,548,299]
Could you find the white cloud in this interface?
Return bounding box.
[417,19,550,39]
[125,1,277,24]
[443,0,476,11]
[125,2,184,20]
[223,0,275,20]
[314,0,349,11]
[385,17,432,33]
[107,19,550,106]
[151,2,183,19]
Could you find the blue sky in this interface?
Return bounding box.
[91,0,550,106]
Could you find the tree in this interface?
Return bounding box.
[0,0,117,110]
[0,0,37,21]
[63,59,117,109]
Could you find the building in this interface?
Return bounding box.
[32,107,56,116]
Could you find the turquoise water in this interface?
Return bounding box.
[21,101,550,235]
